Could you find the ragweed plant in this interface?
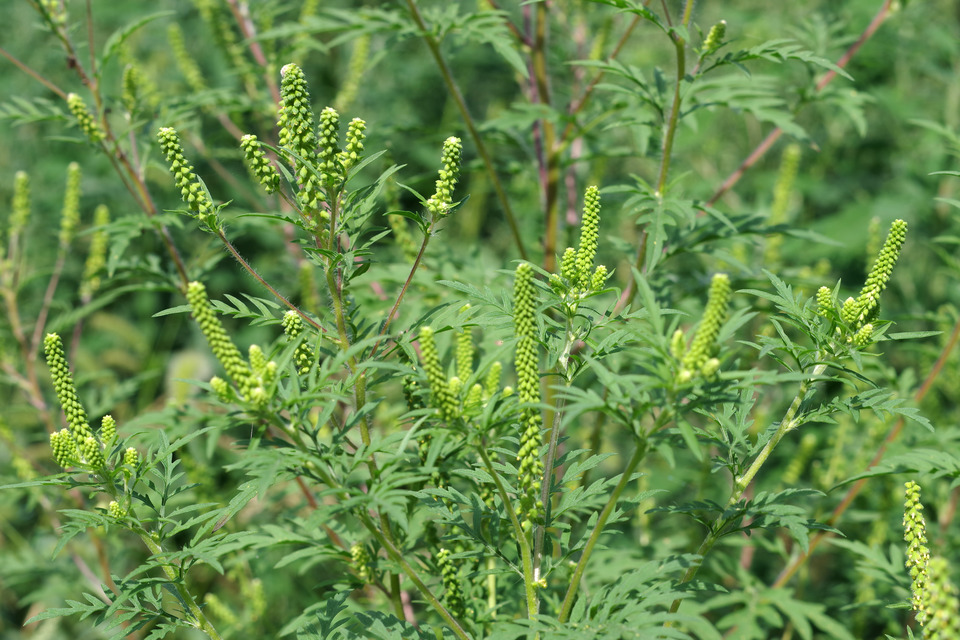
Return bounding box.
[3,2,957,640]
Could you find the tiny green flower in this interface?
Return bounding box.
[278,63,325,219]
[317,106,342,185]
[121,64,142,114]
[853,323,873,348]
[186,281,254,397]
[427,136,462,218]
[167,24,206,93]
[483,361,502,399]
[107,500,128,519]
[80,204,110,298]
[590,264,609,291]
[334,34,370,113]
[157,127,218,230]
[100,414,117,449]
[464,383,483,417]
[50,429,79,469]
[67,93,104,144]
[513,262,544,525]
[282,310,316,375]
[240,134,280,194]
[210,376,232,403]
[816,286,833,318]
[436,548,466,619]
[670,328,687,361]
[925,556,960,638]
[680,273,731,379]
[854,218,907,328]
[80,435,105,470]
[44,333,93,443]
[59,162,82,248]
[904,480,931,626]
[575,185,601,289]
[338,117,366,174]
[123,446,140,469]
[419,326,458,423]
[10,171,30,237]
[702,20,727,54]
[351,542,373,583]
[559,247,578,284]
[456,328,474,383]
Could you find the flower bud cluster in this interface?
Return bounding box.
[418,326,458,424]
[240,135,280,194]
[157,127,218,231]
[186,282,257,401]
[10,171,30,237]
[551,186,609,314]
[338,118,366,174]
[317,107,342,186]
[513,263,544,526]
[59,163,82,248]
[351,542,373,584]
[904,480,931,626]
[167,24,206,93]
[925,557,960,638]
[436,548,466,619]
[426,137,462,218]
[676,273,731,383]
[80,204,110,298]
[67,93,104,144]
[281,310,316,376]
[278,63,325,220]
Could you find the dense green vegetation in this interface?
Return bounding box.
[2,1,960,638]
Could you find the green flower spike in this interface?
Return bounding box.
[853,323,873,348]
[338,117,366,174]
[186,281,255,398]
[419,326,458,423]
[513,262,544,526]
[123,446,140,469]
[100,414,117,449]
[317,106,342,185]
[925,556,960,638]
[59,162,82,248]
[456,327,474,384]
[240,134,280,194]
[49,429,79,469]
[80,436,105,470]
[44,333,93,444]
[157,127,218,230]
[334,34,370,112]
[702,20,727,54]
[10,171,30,237]
[121,64,142,114]
[436,548,466,619]
[904,480,931,626]
[427,136,463,218]
[108,501,128,520]
[816,286,833,318]
[278,63,325,219]
[210,376,232,403]
[575,185,601,290]
[67,93,104,144]
[351,542,373,584]
[680,273,732,379]
[167,24,206,93]
[282,310,315,375]
[483,361,502,399]
[80,204,110,298]
[854,218,907,328]
[559,247,578,284]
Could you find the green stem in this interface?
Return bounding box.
[665,362,827,617]
[404,0,528,261]
[478,444,538,620]
[558,437,648,623]
[136,529,223,640]
[357,511,471,640]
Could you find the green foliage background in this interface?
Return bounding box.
[2,1,960,638]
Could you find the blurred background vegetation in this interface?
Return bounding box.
[2,0,960,638]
